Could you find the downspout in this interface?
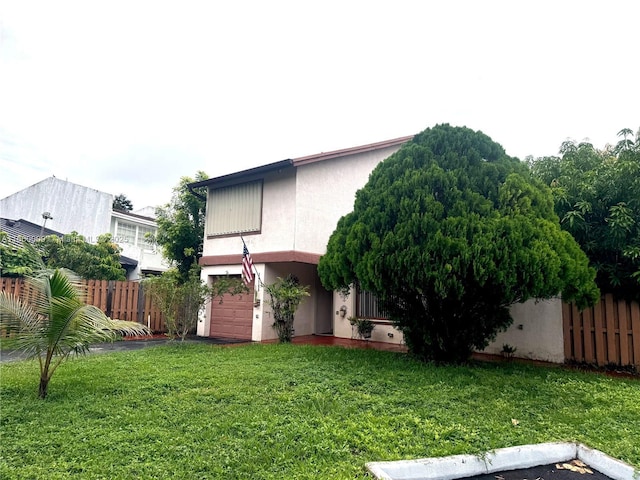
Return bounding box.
[187,184,206,201]
[187,183,207,264]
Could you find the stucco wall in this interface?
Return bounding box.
[118,244,168,279]
[201,144,404,259]
[0,177,112,240]
[331,290,565,362]
[295,145,402,254]
[198,262,319,343]
[202,169,297,257]
[261,262,318,341]
[483,298,565,363]
[331,289,404,345]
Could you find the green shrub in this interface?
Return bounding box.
[320,124,598,363]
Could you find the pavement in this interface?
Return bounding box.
[0,335,249,363]
[366,442,636,480]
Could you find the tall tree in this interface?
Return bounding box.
[319,124,599,363]
[154,171,208,279]
[112,194,134,212]
[36,232,126,281]
[0,266,148,398]
[530,128,640,300]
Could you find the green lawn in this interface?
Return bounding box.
[1,343,639,479]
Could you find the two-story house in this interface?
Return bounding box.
[0,177,168,280]
[193,136,566,362]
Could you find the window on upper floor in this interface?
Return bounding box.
[137,226,156,248]
[206,181,263,237]
[113,220,157,251]
[116,221,136,245]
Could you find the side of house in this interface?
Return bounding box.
[110,210,167,278]
[332,289,565,362]
[195,136,565,362]
[0,177,112,241]
[196,137,412,341]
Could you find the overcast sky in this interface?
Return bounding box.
[1,1,638,210]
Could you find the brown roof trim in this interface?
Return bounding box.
[187,136,414,191]
[292,135,414,167]
[200,250,322,266]
[189,160,293,189]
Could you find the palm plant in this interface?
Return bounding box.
[0,267,149,398]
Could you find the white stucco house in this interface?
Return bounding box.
[193,137,565,363]
[0,177,168,280]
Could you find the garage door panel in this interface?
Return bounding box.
[209,276,253,340]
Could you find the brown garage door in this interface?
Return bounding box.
[209,277,254,340]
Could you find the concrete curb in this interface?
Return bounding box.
[366,442,638,480]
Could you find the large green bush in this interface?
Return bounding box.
[319,124,599,363]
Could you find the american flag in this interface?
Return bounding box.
[242,244,254,286]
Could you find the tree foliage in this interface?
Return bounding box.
[112,194,134,212]
[143,267,205,341]
[1,232,125,280]
[36,232,126,281]
[529,128,640,300]
[155,172,208,280]
[0,233,42,277]
[0,266,148,398]
[266,275,310,343]
[319,124,599,363]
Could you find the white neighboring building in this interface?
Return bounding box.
[110,209,168,278]
[0,176,168,280]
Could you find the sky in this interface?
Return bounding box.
[1,0,638,210]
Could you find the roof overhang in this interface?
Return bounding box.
[292,135,414,166]
[119,255,139,267]
[111,210,157,226]
[187,134,415,193]
[189,159,294,191]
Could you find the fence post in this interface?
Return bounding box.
[137,283,145,325]
[106,281,114,319]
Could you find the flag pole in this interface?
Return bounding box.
[240,235,264,288]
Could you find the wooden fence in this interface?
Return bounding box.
[1,278,165,333]
[563,294,640,368]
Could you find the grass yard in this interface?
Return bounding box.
[1,343,639,479]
